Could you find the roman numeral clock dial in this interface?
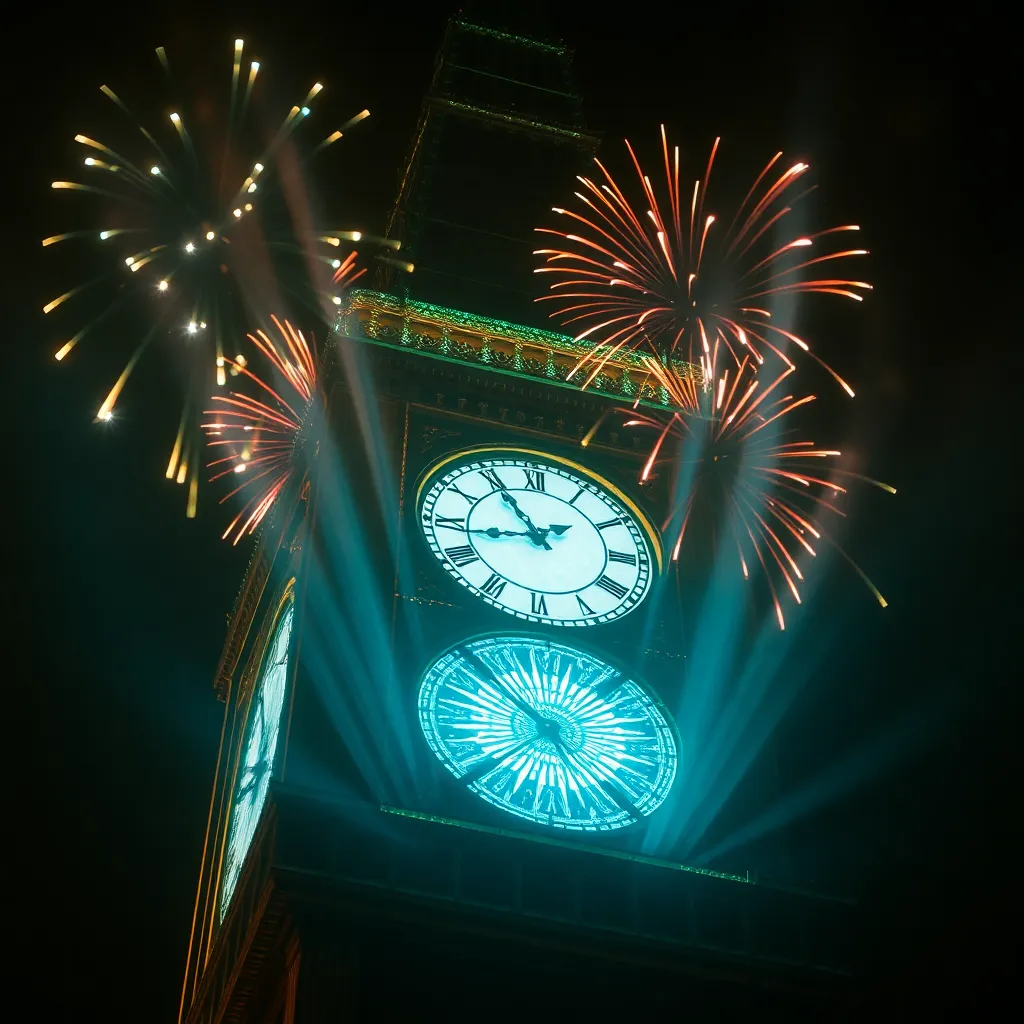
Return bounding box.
[418,450,661,626]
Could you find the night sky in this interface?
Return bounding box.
[8,4,1013,1017]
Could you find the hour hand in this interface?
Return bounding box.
[467,523,573,541]
[468,527,533,538]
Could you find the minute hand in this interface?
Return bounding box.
[499,490,551,550]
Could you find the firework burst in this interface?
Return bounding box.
[201,301,340,545]
[535,128,870,404]
[625,358,893,630]
[43,38,394,517]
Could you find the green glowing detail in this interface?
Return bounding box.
[380,804,752,886]
[351,289,586,348]
[433,99,597,144]
[334,289,702,408]
[454,19,569,56]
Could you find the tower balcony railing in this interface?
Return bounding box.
[335,289,702,409]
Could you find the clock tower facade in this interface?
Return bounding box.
[178,15,857,1024]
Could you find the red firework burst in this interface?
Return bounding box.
[535,129,870,405]
[202,314,319,543]
[202,255,364,543]
[626,359,893,630]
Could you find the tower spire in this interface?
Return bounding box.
[382,12,599,327]
[456,0,560,43]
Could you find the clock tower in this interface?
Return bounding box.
[178,14,858,1023]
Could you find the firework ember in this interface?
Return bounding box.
[535,128,870,403]
[44,38,376,516]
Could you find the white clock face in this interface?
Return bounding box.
[219,600,293,921]
[419,450,659,626]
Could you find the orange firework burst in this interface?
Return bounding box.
[626,358,893,630]
[535,128,870,403]
[201,314,320,545]
[202,255,364,543]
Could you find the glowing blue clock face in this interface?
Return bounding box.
[418,635,678,831]
[220,602,293,919]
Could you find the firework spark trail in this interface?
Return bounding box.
[43,38,379,516]
[624,359,894,629]
[535,128,870,404]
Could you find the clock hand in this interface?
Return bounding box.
[467,527,535,538]
[463,650,545,725]
[498,490,551,550]
[467,525,573,540]
[553,738,642,818]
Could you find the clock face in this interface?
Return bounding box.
[219,601,293,919]
[418,635,678,831]
[419,449,659,626]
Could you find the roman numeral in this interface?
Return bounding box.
[435,516,465,530]
[595,575,629,600]
[576,594,595,615]
[450,484,476,504]
[596,517,621,530]
[480,573,507,598]
[444,545,478,568]
[530,592,548,615]
[523,468,545,491]
[608,550,636,566]
[569,487,584,505]
[479,468,506,492]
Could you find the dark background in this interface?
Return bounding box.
[6,3,1014,1017]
